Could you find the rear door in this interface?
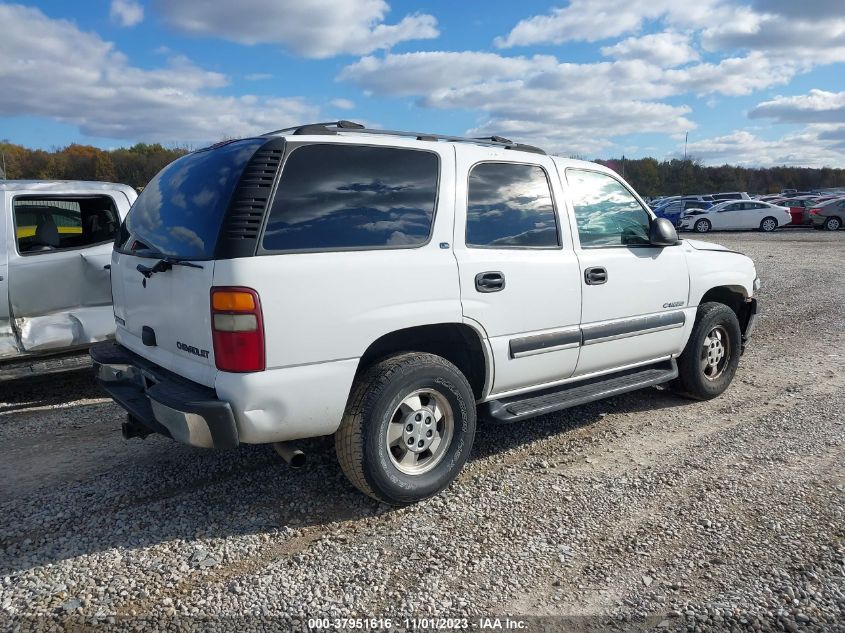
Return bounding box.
[111,137,268,387]
[454,149,582,395]
[0,195,14,357]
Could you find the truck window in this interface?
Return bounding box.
[466,162,559,248]
[262,144,439,252]
[567,169,650,248]
[14,196,119,254]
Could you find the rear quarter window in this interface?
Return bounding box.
[261,144,439,252]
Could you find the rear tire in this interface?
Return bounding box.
[760,217,778,232]
[335,352,476,506]
[824,216,842,231]
[672,302,741,400]
[694,219,711,233]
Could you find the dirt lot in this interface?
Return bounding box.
[1,230,843,632]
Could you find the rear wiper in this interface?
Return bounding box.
[136,256,204,278]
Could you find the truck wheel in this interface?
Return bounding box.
[336,352,476,506]
[672,302,741,400]
[694,219,711,233]
[824,216,841,231]
[759,217,778,232]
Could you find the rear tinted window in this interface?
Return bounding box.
[261,144,439,252]
[466,162,559,248]
[118,138,265,259]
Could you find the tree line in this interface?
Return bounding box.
[597,157,845,197]
[2,140,844,195]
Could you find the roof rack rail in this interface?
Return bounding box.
[262,121,546,155]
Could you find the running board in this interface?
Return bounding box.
[483,359,678,422]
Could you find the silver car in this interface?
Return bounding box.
[1,180,136,378]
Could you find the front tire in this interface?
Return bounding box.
[335,352,476,506]
[760,217,778,232]
[694,218,711,233]
[824,216,842,231]
[673,302,741,400]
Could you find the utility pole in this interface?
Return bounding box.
[681,132,689,195]
[684,132,688,162]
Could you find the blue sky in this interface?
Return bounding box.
[1,0,844,166]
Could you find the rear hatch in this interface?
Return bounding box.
[111,137,270,387]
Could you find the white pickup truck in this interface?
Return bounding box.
[91,122,759,505]
[1,180,136,379]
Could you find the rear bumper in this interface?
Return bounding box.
[90,342,238,449]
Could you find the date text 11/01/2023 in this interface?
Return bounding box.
[307,617,528,630]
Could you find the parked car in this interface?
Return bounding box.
[776,196,820,226]
[653,198,710,225]
[0,180,136,379]
[679,200,792,233]
[809,197,845,230]
[711,192,751,201]
[91,122,760,505]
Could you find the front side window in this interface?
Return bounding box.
[567,169,651,248]
[14,197,119,254]
[262,144,439,252]
[466,162,559,248]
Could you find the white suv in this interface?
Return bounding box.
[92,121,760,505]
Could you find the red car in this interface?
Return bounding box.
[776,196,819,226]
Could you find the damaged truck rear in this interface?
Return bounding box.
[0,180,136,379]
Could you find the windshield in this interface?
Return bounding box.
[117,138,265,259]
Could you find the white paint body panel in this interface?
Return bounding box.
[106,137,759,445]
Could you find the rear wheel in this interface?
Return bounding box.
[760,217,778,232]
[335,352,476,505]
[824,216,842,231]
[694,219,711,233]
[672,302,741,400]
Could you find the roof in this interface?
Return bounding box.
[0,180,137,197]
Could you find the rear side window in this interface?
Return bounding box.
[261,144,439,252]
[118,138,266,259]
[466,162,559,248]
[14,196,119,254]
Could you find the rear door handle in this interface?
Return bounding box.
[475,271,505,293]
[584,266,608,285]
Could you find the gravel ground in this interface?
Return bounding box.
[1,230,843,632]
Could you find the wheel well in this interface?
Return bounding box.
[357,324,487,399]
[700,286,753,333]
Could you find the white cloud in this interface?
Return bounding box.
[330,98,355,110]
[749,90,845,124]
[601,32,699,67]
[685,128,845,167]
[156,0,438,58]
[0,4,318,143]
[340,52,698,155]
[495,0,725,48]
[110,0,144,27]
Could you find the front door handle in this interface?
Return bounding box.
[584,266,608,285]
[475,271,505,293]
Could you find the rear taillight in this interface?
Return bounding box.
[210,287,265,372]
[809,208,821,215]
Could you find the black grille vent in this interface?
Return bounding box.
[216,138,285,259]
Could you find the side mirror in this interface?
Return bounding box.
[649,217,680,247]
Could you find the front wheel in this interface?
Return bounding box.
[335,352,476,505]
[694,218,711,233]
[824,216,842,231]
[672,302,742,400]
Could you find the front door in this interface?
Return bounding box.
[563,168,691,377]
[454,150,582,396]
